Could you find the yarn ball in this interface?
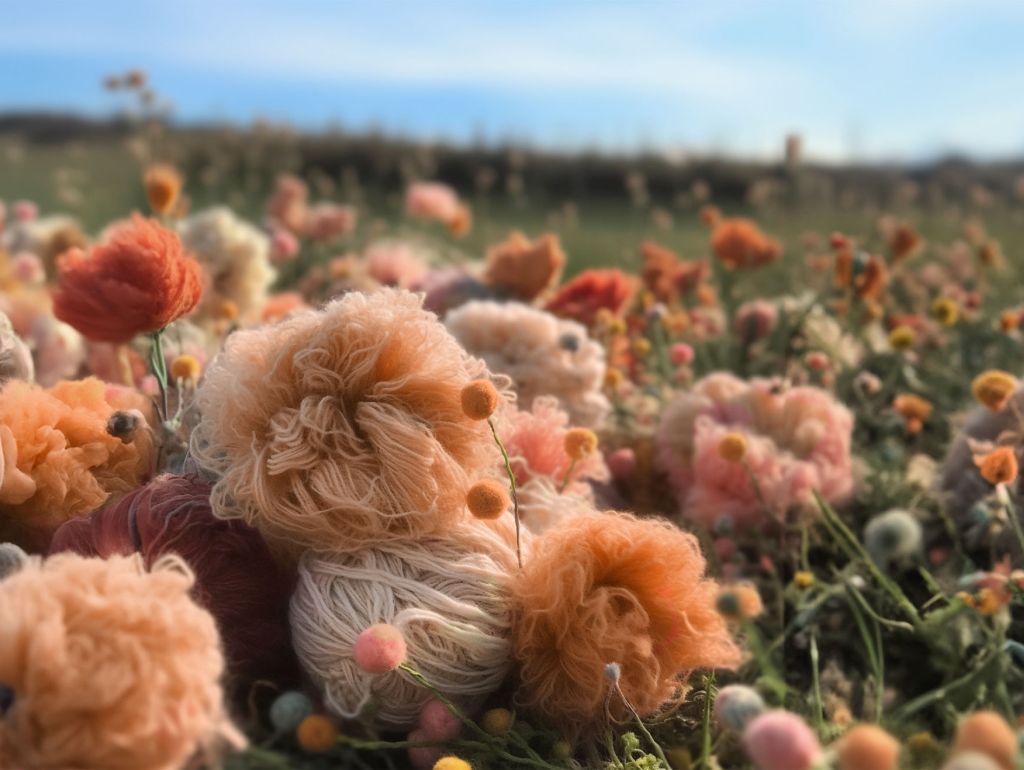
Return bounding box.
[714,684,766,732]
[446,300,609,428]
[48,473,299,699]
[511,509,740,733]
[837,724,901,770]
[953,711,1018,770]
[179,206,276,324]
[0,542,27,579]
[354,624,408,673]
[192,289,503,554]
[269,691,314,733]
[290,521,518,729]
[0,553,239,770]
[0,377,154,552]
[742,710,821,770]
[467,480,510,520]
[863,509,922,566]
[656,372,854,528]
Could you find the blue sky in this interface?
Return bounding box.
[2,1,1024,162]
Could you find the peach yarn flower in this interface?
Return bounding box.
[192,289,503,554]
[53,214,202,343]
[483,231,566,301]
[0,553,239,770]
[0,378,153,552]
[143,162,183,216]
[405,181,462,224]
[512,509,740,734]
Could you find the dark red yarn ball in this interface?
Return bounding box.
[50,473,300,700]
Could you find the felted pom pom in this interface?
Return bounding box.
[563,427,598,461]
[0,542,27,580]
[171,353,202,382]
[714,684,765,731]
[0,553,239,770]
[354,624,408,674]
[419,698,462,741]
[481,707,515,736]
[434,758,472,770]
[461,379,500,420]
[296,714,338,754]
[269,691,314,733]
[743,710,821,770]
[467,480,510,520]
[863,509,922,566]
[192,289,503,554]
[837,724,901,770]
[953,711,1018,770]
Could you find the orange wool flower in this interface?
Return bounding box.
[639,241,708,302]
[0,378,154,552]
[512,510,740,734]
[893,394,933,435]
[143,163,183,216]
[53,214,203,343]
[976,446,1018,486]
[545,269,636,327]
[483,231,565,301]
[888,223,922,263]
[710,218,781,270]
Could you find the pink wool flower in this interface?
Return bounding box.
[500,396,609,494]
[405,181,461,224]
[657,373,853,528]
[13,200,38,223]
[269,228,300,264]
[366,240,430,288]
[304,203,357,241]
[743,710,820,770]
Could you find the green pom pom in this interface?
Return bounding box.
[269,691,313,732]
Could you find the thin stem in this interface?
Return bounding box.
[558,458,578,493]
[489,417,522,568]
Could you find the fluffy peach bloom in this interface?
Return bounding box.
[365,240,431,289]
[0,553,239,770]
[711,218,782,270]
[260,292,309,323]
[657,373,854,528]
[512,510,740,734]
[545,268,636,327]
[265,174,309,234]
[0,378,154,551]
[304,202,357,241]
[639,241,708,301]
[405,181,461,224]
[53,214,203,343]
[483,231,566,301]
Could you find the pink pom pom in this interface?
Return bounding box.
[12,252,44,284]
[607,447,637,481]
[743,710,821,770]
[407,727,444,769]
[419,698,462,741]
[353,623,407,674]
[270,228,300,264]
[13,200,38,222]
[670,342,695,366]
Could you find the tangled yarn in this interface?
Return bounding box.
[49,473,299,699]
[290,520,518,729]
[0,552,240,770]
[656,372,854,528]
[180,206,276,324]
[0,287,85,386]
[446,300,609,428]
[0,377,154,552]
[192,289,502,553]
[512,509,740,734]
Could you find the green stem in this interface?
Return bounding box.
[488,418,522,568]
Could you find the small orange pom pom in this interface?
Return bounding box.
[466,480,510,520]
[460,380,499,420]
[837,724,901,770]
[296,714,338,754]
[144,163,183,216]
[564,428,598,461]
[954,711,1018,770]
[718,432,748,463]
[170,354,201,383]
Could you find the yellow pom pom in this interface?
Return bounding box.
[793,571,815,589]
[930,296,959,326]
[888,325,916,350]
[717,432,747,463]
[296,714,338,754]
[460,380,500,420]
[170,354,202,383]
[481,707,515,736]
[434,757,473,770]
[972,370,1018,412]
[466,480,510,520]
[564,428,599,461]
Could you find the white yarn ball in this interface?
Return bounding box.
[289,521,518,729]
